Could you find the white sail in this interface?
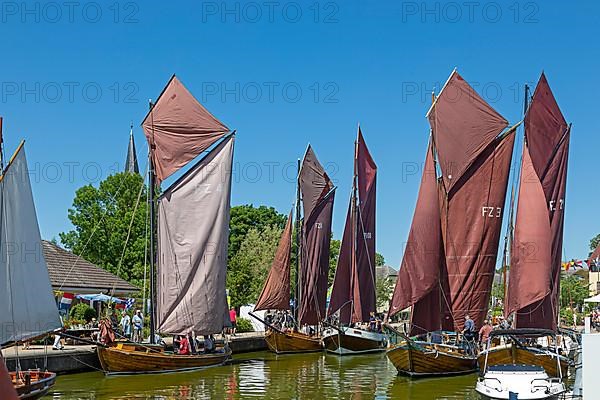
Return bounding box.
[0,145,61,345]
[156,136,234,335]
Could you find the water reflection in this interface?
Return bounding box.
[49,351,480,399]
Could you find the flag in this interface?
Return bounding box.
[125,298,135,310]
[59,293,74,312]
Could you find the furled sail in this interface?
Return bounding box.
[142,75,230,182]
[254,210,293,311]
[506,73,570,330]
[156,136,234,335]
[440,128,516,331]
[387,139,444,335]
[328,129,377,324]
[298,146,335,326]
[427,70,508,191]
[0,144,61,345]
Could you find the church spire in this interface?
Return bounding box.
[125,123,139,174]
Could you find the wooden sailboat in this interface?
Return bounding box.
[0,132,63,398]
[323,128,387,355]
[386,70,517,376]
[482,74,572,378]
[97,76,233,374]
[252,208,322,354]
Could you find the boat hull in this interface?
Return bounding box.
[387,343,477,377]
[264,330,322,354]
[97,343,231,375]
[10,370,56,400]
[478,344,569,378]
[322,328,387,355]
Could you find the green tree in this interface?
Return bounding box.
[60,173,148,287]
[376,277,394,310]
[227,225,283,308]
[375,253,385,267]
[591,233,600,254]
[560,274,589,310]
[229,205,287,260]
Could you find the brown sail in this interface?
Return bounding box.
[298,146,335,326]
[507,73,570,330]
[328,129,377,323]
[440,128,516,331]
[254,210,294,311]
[142,75,230,182]
[388,139,444,335]
[427,70,508,191]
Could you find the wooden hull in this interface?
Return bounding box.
[478,344,569,378]
[98,343,231,375]
[10,370,56,400]
[387,343,477,377]
[264,330,322,354]
[323,328,387,355]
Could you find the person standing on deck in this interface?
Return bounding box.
[179,335,190,355]
[462,314,476,355]
[132,310,143,342]
[478,320,493,350]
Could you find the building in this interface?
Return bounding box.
[43,240,138,296]
[125,123,139,174]
[376,264,398,285]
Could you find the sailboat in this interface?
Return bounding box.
[386,70,516,376]
[323,128,387,355]
[0,133,63,398]
[97,76,233,374]
[253,207,323,354]
[478,73,571,378]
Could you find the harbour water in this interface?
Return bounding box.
[48,351,479,399]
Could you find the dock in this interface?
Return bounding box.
[1,331,267,374]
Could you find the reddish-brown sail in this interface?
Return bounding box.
[142,75,230,182]
[298,146,335,326]
[328,129,377,323]
[254,211,294,311]
[387,139,445,335]
[427,70,508,191]
[507,74,570,330]
[441,129,516,331]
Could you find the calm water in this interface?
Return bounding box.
[47,351,480,399]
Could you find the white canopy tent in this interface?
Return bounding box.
[584,293,600,303]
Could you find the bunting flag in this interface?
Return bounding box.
[562,260,583,271]
[125,298,135,310]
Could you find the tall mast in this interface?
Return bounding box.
[350,137,359,321]
[503,84,529,301]
[148,100,157,344]
[295,158,302,322]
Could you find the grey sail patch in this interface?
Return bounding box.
[0,146,61,345]
[156,136,234,335]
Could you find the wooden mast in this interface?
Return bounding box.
[350,134,359,322]
[295,158,302,323]
[148,100,157,344]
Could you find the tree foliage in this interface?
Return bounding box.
[227,225,283,308]
[229,205,287,260]
[560,274,589,310]
[591,233,600,254]
[376,277,394,310]
[60,173,148,287]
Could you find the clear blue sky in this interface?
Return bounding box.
[1,1,598,267]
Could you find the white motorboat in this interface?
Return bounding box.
[476,364,566,399]
[476,329,567,400]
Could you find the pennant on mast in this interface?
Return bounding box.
[142,75,230,182]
